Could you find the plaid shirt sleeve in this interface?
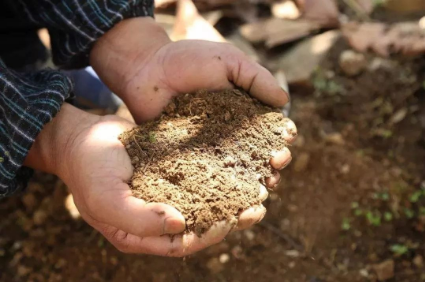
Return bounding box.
[0,0,154,197]
[18,0,154,69]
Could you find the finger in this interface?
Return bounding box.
[265,171,281,190]
[223,45,290,107]
[233,205,267,231]
[110,221,234,256]
[259,184,269,202]
[281,118,298,143]
[270,148,292,170]
[90,184,186,238]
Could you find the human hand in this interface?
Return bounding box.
[25,104,274,256]
[91,18,297,188]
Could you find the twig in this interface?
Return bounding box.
[133,135,143,154]
[258,221,304,252]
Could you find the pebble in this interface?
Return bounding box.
[219,253,230,264]
[359,269,369,277]
[22,193,38,212]
[324,132,345,145]
[413,255,424,268]
[206,257,224,273]
[244,230,255,241]
[339,50,367,76]
[289,261,296,269]
[33,209,48,226]
[285,250,300,258]
[373,259,395,281]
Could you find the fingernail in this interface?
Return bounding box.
[163,216,185,234]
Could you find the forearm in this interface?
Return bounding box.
[90,17,171,99]
[24,104,98,177]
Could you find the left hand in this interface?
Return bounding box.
[91,17,296,189]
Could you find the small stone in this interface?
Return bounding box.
[55,258,67,269]
[373,259,395,281]
[339,50,367,76]
[22,193,38,212]
[413,255,424,268]
[293,152,310,172]
[219,253,230,264]
[224,156,236,167]
[33,209,47,226]
[110,256,118,265]
[206,257,224,273]
[17,266,31,277]
[165,102,176,114]
[325,133,345,145]
[285,250,300,258]
[231,246,244,259]
[244,230,255,241]
[340,164,350,174]
[289,261,296,268]
[359,269,369,277]
[131,156,139,165]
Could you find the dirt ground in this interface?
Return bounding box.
[1,7,425,282]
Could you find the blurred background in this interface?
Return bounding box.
[1,0,425,281]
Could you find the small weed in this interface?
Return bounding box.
[384,212,393,222]
[148,132,157,143]
[404,208,415,219]
[354,209,363,216]
[366,211,381,226]
[373,192,389,201]
[341,218,351,231]
[390,244,409,256]
[410,190,423,203]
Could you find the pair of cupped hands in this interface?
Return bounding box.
[25,18,297,256]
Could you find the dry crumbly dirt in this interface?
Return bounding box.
[119,90,293,236]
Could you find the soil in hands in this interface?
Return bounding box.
[119,89,294,236]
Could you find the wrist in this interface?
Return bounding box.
[90,17,171,98]
[24,104,100,179]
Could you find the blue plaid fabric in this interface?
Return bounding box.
[0,0,153,197]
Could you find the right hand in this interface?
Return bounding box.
[53,107,270,256]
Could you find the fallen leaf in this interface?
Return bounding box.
[240,18,319,47]
[172,0,226,42]
[342,21,425,57]
[272,0,301,20]
[295,0,340,28]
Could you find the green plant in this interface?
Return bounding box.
[341,218,351,231]
[366,211,381,226]
[410,191,423,203]
[384,212,393,222]
[390,244,409,256]
[404,208,415,219]
[354,209,363,216]
[148,132,157,143]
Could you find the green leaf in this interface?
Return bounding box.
[351,202,359,209]
[366,211,381,226]
[384,212,393,222]
[354,209,363,216]
[148,132,157,143]
[341,218,351,231]
[410,191,423,203]
[390,244,409,256]
[404,208,415,219]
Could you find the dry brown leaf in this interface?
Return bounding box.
[272,0,301,20]
[343,21,425,57]
[172,0,226,42]
[240,18,319,47]
[295,0,340,28]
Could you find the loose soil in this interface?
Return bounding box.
[119,90,293,235]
